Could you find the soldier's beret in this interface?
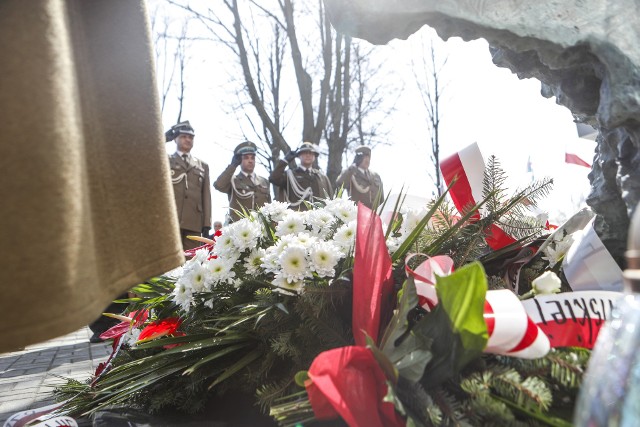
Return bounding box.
[165,120,195,142]
[235,141,258,155]
[354,145,371,156]
[296,141,319,155]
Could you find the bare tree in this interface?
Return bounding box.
[161,0,395,187]
[150,5,192,124]
[412,37,448,195]
[325,36,403,183]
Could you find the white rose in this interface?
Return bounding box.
[532,271,562,295]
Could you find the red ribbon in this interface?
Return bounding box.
[352,203,395,346]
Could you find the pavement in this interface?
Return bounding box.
[0,327,111,426]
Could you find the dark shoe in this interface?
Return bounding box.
[89,333,104,343]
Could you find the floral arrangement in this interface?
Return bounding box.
[53,156,608,427]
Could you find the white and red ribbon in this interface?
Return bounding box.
[439,143,518,250]
[521,291,620,349]
[484,289,550,358]
[406,254,549,359]
[408,254,619,357]
[3,401,77,427]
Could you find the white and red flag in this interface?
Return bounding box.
[440,143,518,250]
[565,152,591,168]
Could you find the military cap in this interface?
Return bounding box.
[234,141,258,155]
[296,141,319,156]
[164,120,195,142]
[354,145,371,156]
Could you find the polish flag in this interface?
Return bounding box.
[565,152,591,168]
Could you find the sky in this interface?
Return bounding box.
[153,2,595,225]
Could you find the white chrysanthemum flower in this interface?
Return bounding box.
[259,200,290,222]
[278,244,309,282]
[245,248,266,275]
[542,233,574,267]
[309,241,343,277]
[123,327,142,347]
[193,248,210,263]
[401,206,429,237]
[333,221,357,252]
[261,246,282,274]
[205,257,236,287]
[230,218,262,251]
[212,232,239,259]
[292,232,318,249]
[306,209,336,238]
[276,213,306,237]
[180,262,207,293]
[164,265,184,280]
[324,199,357,223]
[386,236,401,254]
[272,273,304,295]
[172,282,192,312]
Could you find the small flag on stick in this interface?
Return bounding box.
[565,152,591,168]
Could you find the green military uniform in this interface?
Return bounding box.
[166,122,212,249]
[335,146,384,209]
[214,141,271,222]
[269,142,333,211]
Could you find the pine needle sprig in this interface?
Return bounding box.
[431,388,472,427]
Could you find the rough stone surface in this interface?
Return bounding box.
[324,0,640,265]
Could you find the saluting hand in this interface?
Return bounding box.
[284,150,297,162]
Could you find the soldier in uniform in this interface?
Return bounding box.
[269,142,333,211]
[214,141,271,222]
[166,121,212,250]
[335,145,384,209]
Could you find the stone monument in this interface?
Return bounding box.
[324,0,640,266]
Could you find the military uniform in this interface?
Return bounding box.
[269,142,333,211]
[214,166,271,222]
[166,121,212,250]
[169,153,212,248]
[335,146,384,208]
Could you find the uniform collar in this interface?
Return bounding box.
[176,150,191,159]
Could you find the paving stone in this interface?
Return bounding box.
[0,388,39,401]
[0,327,106,424]
[12,379,43,391]
[0,398,34,414]
[0,382,15,393]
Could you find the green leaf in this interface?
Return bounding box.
[435,261,489,355]
[365,335,398,383]
[379,278,433,383]
[380,278,419,356]
[412,262,488,388]
[383,380,406,417]
[208,348,263,389]
[183,342,251,375]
